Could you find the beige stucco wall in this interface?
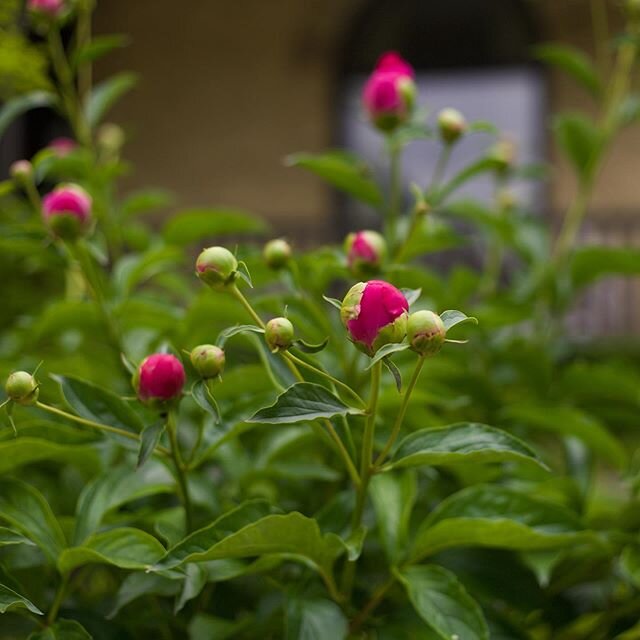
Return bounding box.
[95,0,640,238]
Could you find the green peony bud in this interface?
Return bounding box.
[5,371,39,406]
[407,310,446,356]
[265,317,295,352]
[190,344,225,379]
[437,108,467,145]
[488,139,517,174]
[196,246,238,290]
[10,160,33,181]
[263,238,292,270]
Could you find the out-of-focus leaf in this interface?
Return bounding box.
[398,565,489,640]
[189,613,251,640]
[0,438,99,474]
[411,485,595,561]
[571,246,640,289]
[28,619,91,639]
[163,208,268,245]
[0,91,56,137]
[121,188,174,217]
[73,34,130,67]
[286,151,383,207]
[248,383,363,424]
[86,72,138,127]
[285,595,348,640]
[534,44,602,97]
[553,113,601,184]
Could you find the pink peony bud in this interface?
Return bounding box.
[345,230,387,276]
[28,0,64,17]
[363,51,416,132]
[134,354,186,408]
[340,280,409,355]
[42,183,92,239]
[48,137,77,157]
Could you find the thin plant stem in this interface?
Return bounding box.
[373,356,426,468]
[591,0,609,77]
[167,410,193,533]
[47,573,69,624]
[430,144,452,194]
[387,142,401,250]
[36,401,170,456]
[350,575,396,633]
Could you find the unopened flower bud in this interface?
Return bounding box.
[340,280,408,356]
[488,139,517,174]
[265,317,295,352]
[97,123,125,154]
[263,238,292,270]
[363,51,416,132]
[190,344,225,379]
[10,160,33,181]
[27,0,64,17]
[407,310,446,356]
[5,371,39,406]
[497,188,517,212]
[437,108,467,145]
[345,230,387,276]
[133,354,185,410]
[48,137,77,157]
[195,246,238,290]
[42,183,92,240]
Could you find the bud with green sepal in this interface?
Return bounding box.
[265,317,295,353]
[344,230,387,277]
[487,138,517,175]
[407,310,446,356]
[263,238,292,270]
[195,246,238,290]
[5,371,40,406]
[437,108,467,145]
[190,344,225,379]
[10,160,33,182]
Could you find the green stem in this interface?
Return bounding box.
[36,401,169,456]
[342,361,382,595]
[47,574,69,624]
[387,142,401,250]
[373,356,426,468]
[167,411,193,533]
[350,575,395,633]
[285,352,366,408]
[76,3,92,103]
[430,145,452,194]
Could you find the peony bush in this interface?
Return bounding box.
[2,1,640,638]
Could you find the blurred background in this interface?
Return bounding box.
[2,0,639,333]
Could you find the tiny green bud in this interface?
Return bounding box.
[190,344,225,379]
[263,238,292,270]
[407,310,446,356]
[97,123,125,154]
[437,108,467,144]
[488,139,517,174]
[5,371,39,406]
[196,246,238,290]
[265,317,295,352]
[10,160,33,181]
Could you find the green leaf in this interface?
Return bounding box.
[216,324,264,348]
[436,157,496,203]
[322,296,342,310]
[501,404,627,469]
[0,91,56,138]
[52,374,145,435]
[411,485,593,561]
[175,563,208,613]
[382,357,403,393]
[0,438,100,474]
[163,208,267,245]
[0,478,65,564]
[388,423,548,471]
[621,545,640,589]
[74,463,173,544]
[440,309,478,331]
[189,613,251,640]
[286,151,383,207]
[285,596,348,640]
[365,343,410,369]
[553,113,601,184]
[571,245,640,289]
[86,71,138,127]
[155,512,345,579]
[121,188,174,217]
[58,527,165,574]
[534,44,602,97]
[108,572,179,619]
[615,93,640,128]
[369,471,417,563]
[0,582,42,615]
[157,500,273,570]
[137,420,166,469]
[248,383,363,424]
[28,619,92,639]
[293,337,329,354]
[191,380,221,422]
[0,526,36,548]
[401,288,422,306]
[73,34,129,67]
[398,565,489,640]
